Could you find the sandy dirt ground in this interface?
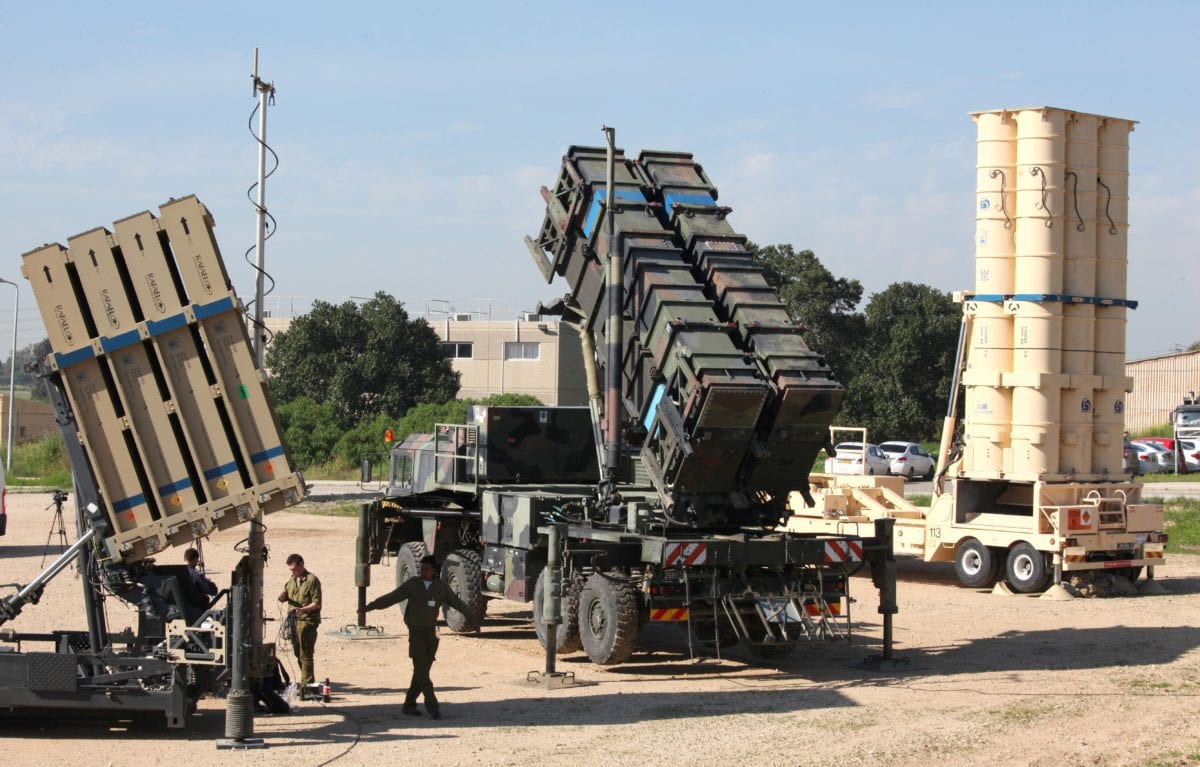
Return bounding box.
[1,488,1198,767]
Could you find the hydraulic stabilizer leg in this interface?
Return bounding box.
[869,518,898,662]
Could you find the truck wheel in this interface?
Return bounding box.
[1005,543,1051,593]
[954,538,998,588]
[393,541,427,611]
[441,549,487,633]
[578,572,640,665]
[533,569,582,653]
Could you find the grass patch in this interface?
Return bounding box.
[291,501,363,517]
[1127,678,1173,691]
[989,701,1056,725]
[1139,744,1200,767]
[1144,498,1200,554]
[2,433,72,487]
[297,459,361,481]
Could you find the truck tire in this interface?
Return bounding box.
[441,549,486,633]
[393,541,427,613]
[578,572,640,665]
[1005,542,1051,593]
[533,569,582,653]
[954,538,998,588]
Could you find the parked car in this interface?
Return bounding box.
[1179,439,1200,473]
[1134,436,1175,453]
[878,441,935,480]
[826,442,891,476]
[1122,440,1143,476]
[1130,440,1176,474]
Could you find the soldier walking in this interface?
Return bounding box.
[278,553,322,686]
[365,554,476,719]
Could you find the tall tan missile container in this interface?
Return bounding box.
[963,111,1016,476]
[962,106,1136,481]
[1092,117,1134,474]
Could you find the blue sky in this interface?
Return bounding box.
[1,2,1195,360]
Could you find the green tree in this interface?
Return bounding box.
[275,396,343,469]
[745,242,866,383]
[843,282,960,441]
[265,292,459,427]
[1187,340,1200,353]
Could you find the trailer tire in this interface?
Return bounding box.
[954,538,999,588]
[393,541,428,612]
[441,549,486,633]
[533,569,582,653]
[578,572,640,666]
[1005,542,1051,593]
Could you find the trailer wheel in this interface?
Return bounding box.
[578,572,640,665]
[441,549,486,633]
[392,541,428,611]
[954,538,998,588]
[1005,542,1051,593]
[533,569,582,653]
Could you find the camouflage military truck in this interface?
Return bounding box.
[357,142,897,665]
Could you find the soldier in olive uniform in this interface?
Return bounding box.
[365,554,475,719]
[278,553,322,686]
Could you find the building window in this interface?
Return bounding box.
[504,341,540,360]
[441,342,473,359]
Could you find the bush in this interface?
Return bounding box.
[334,412,397,469]
[276,397,344,470]
[2,432,71,486]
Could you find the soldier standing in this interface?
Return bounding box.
[365,554,476,719]
[278,553,322,686]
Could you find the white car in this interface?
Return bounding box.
[878,441,936,481]
[1130,441,1176,474]
[1179,440,1200,473]
[826,442,891,476]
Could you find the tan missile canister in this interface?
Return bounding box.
[966,106,1135,481]
[21,196,305,563]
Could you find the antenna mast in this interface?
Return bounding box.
[251,48,275,369]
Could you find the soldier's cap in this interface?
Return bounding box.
[420,554,439,570]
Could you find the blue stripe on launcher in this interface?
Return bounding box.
[582,189,647,238]
[203,462,240,480]
[157,477,193,497]
[250,445,287,464]
[112,493,147,513]
[194,296,236,320]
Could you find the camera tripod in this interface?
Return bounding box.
[41,489,71,568]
